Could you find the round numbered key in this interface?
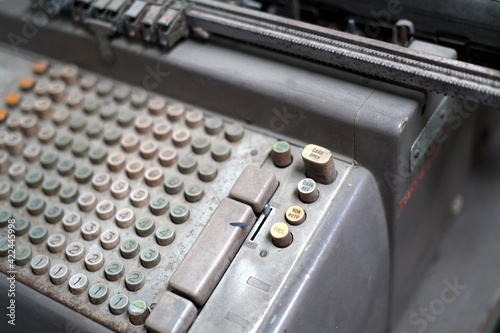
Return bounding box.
[167,103,184,121]
[111,180,130,199]
[81,221,101,240]
[66,90,83,108]
[130,88,148,108]
[149,196,169,215]
[135,217,155,237]
[109,294,129,315]
[42,177,61,195]
[34,97,52,119]
[120,239,140,259]
[153,121,171,140]
[0,209,12,227]
[89,283,108,305]
[185,184,204,203]
[62,212,82,232]
[113,85,130,103]
[13,218,30,235]
[59,184,79,203]
[134,115,153,133]
[125,271,145,291]
[186,110,204,128]
[15,246,32,266]
[105,261,125,281]
[164,175,183,194]
[6,132,24,156]
[25,169,44,188]
[156,226,175,246]
[140,247,160,268]
[225,123,244,142]
[178,155,198,174]
[121,134,139,152]
[52,107,70,126]
[10,188,29,207]
[198,163,218,182]
[74,165,93,183]
[97,80,114,96]
[192,136,211,154]
[147,97,166,114]
[170,203,190,224]
[26,196,46,215]
[78,192,97,212]
[115,208,135,228]
[38,126,56,143]
[117,108,135,127]
[31,254,50,275]
[71,139,90,157]
[0,181,11,198]
[57,158,76,176]
[128,300,149,325]
[125,160,144,179]
[85,251,105,272]
[80,74,97,90]
[107,152,126,172]
[49,264,69,285]
[139,140,158,159]
[20,115,38,137]
[159,147,177,167]
[103,126,122,145]
[8,162,27,181]
[101,230,120,249]
[100,103,118,120]
[44,204,64,223]
[47,233,66,253]
[66,242,85,262]
[0,151,10,172]
[96,200,115,220]
[130,188,149,207]
[85,120,103,138]
[211,143,231,161]
[69,274,89,295]
[144,167,163,187]
[89,145,108,164]
[55,131,73,150]
[172,129,191,147]
[29,225,48,244]
[23,143,42,162]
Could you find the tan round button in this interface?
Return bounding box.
[285,206,306,225]
[172,129,191,147]
[92,172,112,191]
[34,97,52,119]
[121,134,140,152]
[134,114,153,133]
[66,90,84,108]
[270,222,293,248]
[126,160,144,179]
[23,143,41,162]
[20,115,38,137]
[48,80,66,102]
[78,192,97,212]
[298,178,319,203]
[153,121,171,140]
[62,212,82,232]
[272,141,292,167]
[148,97,166,114]
[96,200,115,220]
[130,188,149,207]
[47,233,66,253]
[139,140,158,159]
[69,273,89,295]
[144,167,163,187]
[81,221,101,240]
[38,126,56,143]
[61,64,79,84]
[66,242,85,262]
[85,252,105,272]
[186,110,204,128]
[159,147,177,166]
[111,180,130,199]
[101,230,120,250]
[167,103,185,121]
[31,254,50,275]
[115,208,135,228]
[107,152,126,172]
[49,264,69,285]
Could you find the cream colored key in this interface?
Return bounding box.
[145,291,197,333]
[301,144,336,184]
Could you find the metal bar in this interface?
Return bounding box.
[186,0,500,109]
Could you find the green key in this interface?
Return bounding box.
[211,143,231,161]
[125,270,145,291]
[0,209,12,227]
[104,261,124,281]
[192,136,211,154]
[83,96,101,114]
[44,204,64,223]
[164,175,183,194]
[15,246,32,265]
[149,195,169,215]
[204,117,224,135]
[135,217,155,237]
[69,114,88,132]
[57,158,75,176]
[185,184,204,203]
[29,225,48,244]
[89,145,108,164]
[109,294,129,315]
[130,88,148,108]
[198,163,218,182]
[10,189,29,207]
[13,217,30,235]
[140,246,160,268]
[86,120,103,139]
[225,123,244,142]
[42,177,61,195]
[170,203,190,224]
[25,169,44,187]
[103,126,122,145]
[59,184,79,203]
[88,283,108,305]
[55,131,73,150]
[156,225,175,246]
[100,104,118,120]
[119,238,140,259]
[113,86,130,103]
[71,139,90,157]
[27,196,46,215]
[97,80,114,96]
[128,300,148,325]
[117,108,135,127]
[74,165,93,183]
[40,150,59,169]
[178,154,198,174]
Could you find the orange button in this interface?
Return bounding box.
[0,109,8,122]
[33,60,49,74]
[19,77,36,90]
[5,92,21,107]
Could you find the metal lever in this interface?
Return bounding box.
[86,18,116,63]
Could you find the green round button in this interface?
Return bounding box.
[27,196,46,215]
[103,126,122,145]
[71,139,90,157]
[113,86,130,103]
[119,238,140,259]
[0,209,12,227]
[40,150,59,169]
[86,120,103,139]
[104,261,124,281]
[130,88,148,108]
[211,143,231,161]
[192,136,211,154]
[185,184,204,203]
[149,196,169,216]
[25,169,44,188]
[198,163,218,182]
[125,270,145,291]
[117,108,135,127]
[60,184,79,203]
[97,80,114,96]
[204,117,223,135]
[15,246,32,265]
[13,217,30,235]
[29,225,48,244]
[88,283,108,305]
[156,225,175,246]
[55,131,73,150]
[69,114,88,132]
[164,175,183,194]
[42,177,61,195]
[109,294,129,315]
[225,123,244,142]
[75,165,93,183]
[135,217,155,237]
[100,104,117,120]
[89,145,108,164]
[128,299,148,325]
[170,203,190,224]
[83,96,101,114]
[10,189,29,207]
[178,154,198,174]
[140,247,160,268]
[44,204,64,223]
[57,158,75,176]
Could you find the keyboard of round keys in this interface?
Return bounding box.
[0,56,276,332]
